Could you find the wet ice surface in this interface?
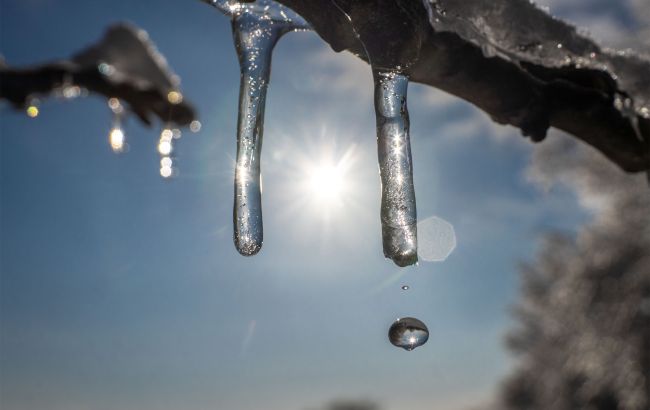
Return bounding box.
[374,70,418,267]
[203,1,470,265]
[388,317,429,351]
[204,0,310,255]
[425,0,650,118]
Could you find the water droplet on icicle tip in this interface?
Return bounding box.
[62,85,81,99]
[158,128,175,179]
[158,129,173,156]
[388,317,429,351]
[109,128,125,153]
[167,90,183,105]
[373,70,418,267]
[108,98,123,114]
[26,105,39,118]
[417,216,456,262]
[189,120,202,133]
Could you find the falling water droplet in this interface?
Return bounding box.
[401,285,410,291]
[167,90,183,104]
[388,317,429,351]
[373,70,418,267]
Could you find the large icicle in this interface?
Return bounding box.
[374,70,418,267]
[204,0,309,256]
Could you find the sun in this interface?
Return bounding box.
[309,163,346,202]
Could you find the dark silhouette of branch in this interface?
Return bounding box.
[0,23,195,127]
[274,0,650,173]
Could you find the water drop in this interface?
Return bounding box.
[388,317,429,351]
[160,165,173,178]
[401,285,409,291]
[189,120,202,133]
[160,156,173,168]
[108,97,123,114]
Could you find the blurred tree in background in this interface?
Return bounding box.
[499,136,650,410]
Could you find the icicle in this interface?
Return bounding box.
[373,70,418,267]
[230,14,280,256]
[204,0,310,256]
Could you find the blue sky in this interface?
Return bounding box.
[0,1,637,409]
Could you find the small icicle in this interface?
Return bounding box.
[373,70,418,267]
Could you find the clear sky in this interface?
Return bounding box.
[0,1,638,409]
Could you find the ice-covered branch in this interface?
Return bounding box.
[275,0,650,173]
[0,23,196,127]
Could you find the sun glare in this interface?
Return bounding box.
[309,164,346,202]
